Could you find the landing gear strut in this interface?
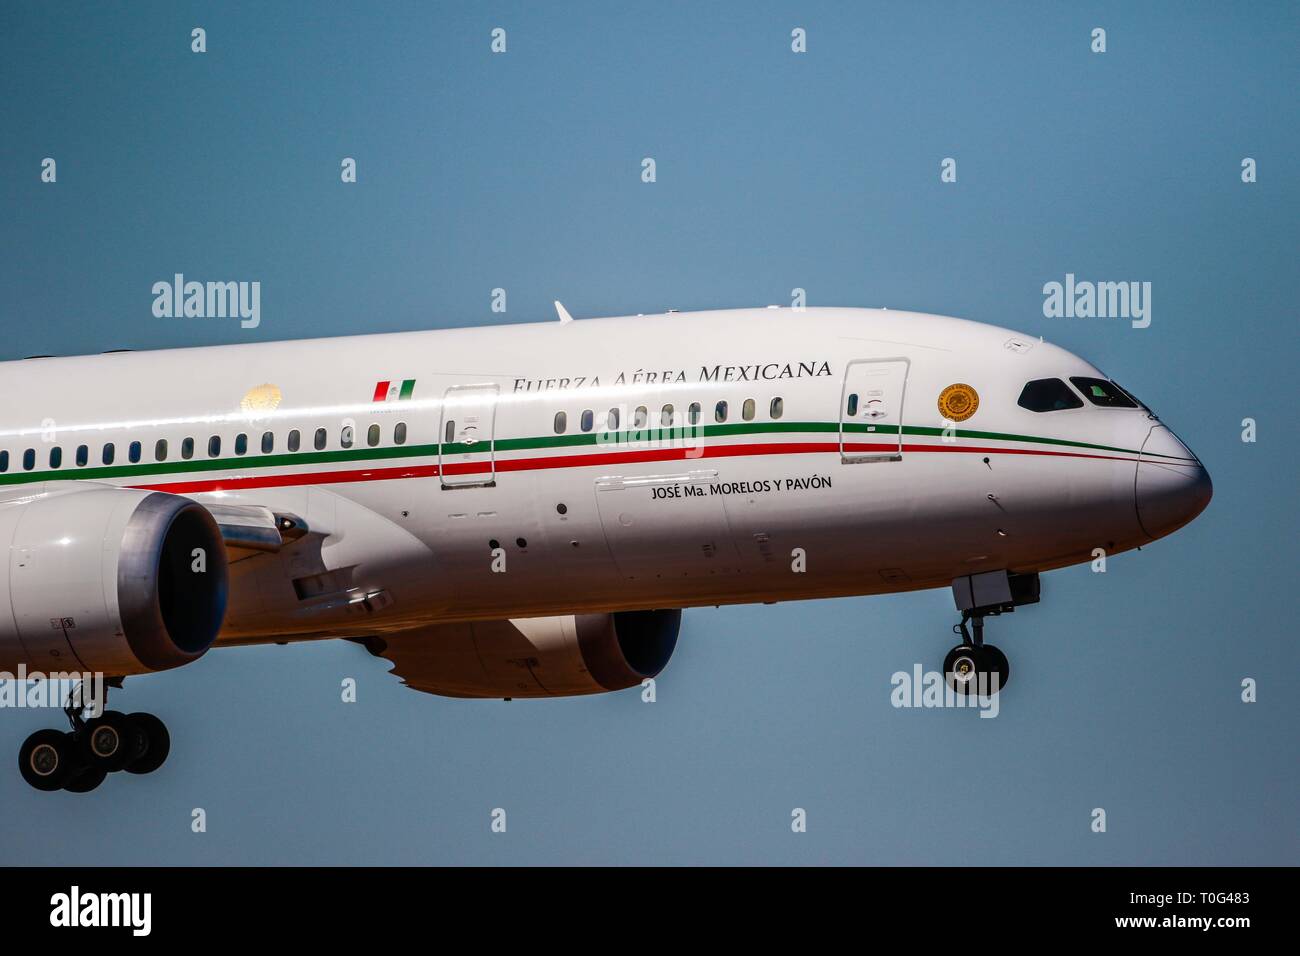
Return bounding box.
[17,681,170,793]
[943,571,1039,697]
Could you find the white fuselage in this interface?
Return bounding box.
[0,307,1211,650]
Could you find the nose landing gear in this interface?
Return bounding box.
[943,570,1040,697]
[944,612,1010,696]
[17,682,171,793]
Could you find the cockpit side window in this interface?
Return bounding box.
[1070,377,1138,408]
[1018,378,1084,412]
[1112,382,1149,411]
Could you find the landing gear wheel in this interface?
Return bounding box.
[943,644,1008,697]
[80,710,137,772]
[944,644,984,696]
[19,729,76,791]
[943,644,1009,696]
[124,713,170,775]
[63,764,108,793]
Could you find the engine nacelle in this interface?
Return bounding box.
[0,486,228,675]
[365,609,681,698]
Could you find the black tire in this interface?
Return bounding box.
[19,729,76,792]
[124,712,170,775]
[943,644,982,696]
[982,644,1010,694]
[64,764,108,793]
[80,710,137,772]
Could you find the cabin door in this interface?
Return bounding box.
[839,359,909,463]
[439,384,498,488]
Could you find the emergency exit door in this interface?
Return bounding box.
[439,384,498,487]
[840,359,909,463]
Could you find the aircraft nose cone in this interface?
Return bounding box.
[1135,425,1212,540]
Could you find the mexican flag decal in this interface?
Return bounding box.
[373,379,415,402]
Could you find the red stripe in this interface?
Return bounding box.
[130,440,1140,495]
[372,381,389,402]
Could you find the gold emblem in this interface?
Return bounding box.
[937,383,979,422]
[240,383,282,416]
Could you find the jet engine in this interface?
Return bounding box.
[363,609,681,698]
[0,486,228,675]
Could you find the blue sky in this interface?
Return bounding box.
[0,1,1295,864]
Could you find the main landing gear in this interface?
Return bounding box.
[943,570,1040,697]
[17,683,170,793]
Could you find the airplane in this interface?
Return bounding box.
[0,304,1211,793]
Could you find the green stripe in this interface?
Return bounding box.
[0,443,440,486]
[398,379,415,400]
[500,420,1156,459]
[893,424,1151,458]
[0,420,1163,487]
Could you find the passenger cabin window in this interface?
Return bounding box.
[287,430,300,452]
[314,428,326,451]
[23,449,36,470]
[688,402,701,425]
[234,433,248,455]
[742,398,756,421]
[75,445,88,467]
[633,406,648,428]
[129,441,141,463]
[103,443,115,465]
[770,397,784,419]
[715,401,728,422]
[1070,377,1138,408]
[581,410,594,432]
[444,420,455,443]
[208,436,221,457]
[846,393,859,417]
[606,408,620,431]
[660,405,673,427]
[49,447,62,468]
[155,439,167,461]
[367,424,380,447]
[181,437,194,460]
[393,422,407,445]
[0,450,7,472]
[340,425,353,449]
[554,411,567,434]
[262,431,274,453]
[1018,378,1084,413]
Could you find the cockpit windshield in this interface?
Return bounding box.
[1018,378,1084,412]
[1069,377,1138,408]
